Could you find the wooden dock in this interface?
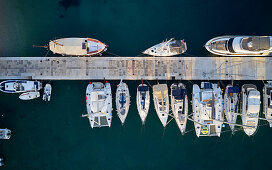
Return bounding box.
[0,57,270,80]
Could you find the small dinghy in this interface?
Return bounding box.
[19,91,40,100]
[43,84,52,101]
[116,80,130,124]
[0,128,11,139]
[136,83,150,124]
[143,38,187,56]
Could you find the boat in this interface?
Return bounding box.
[19,91,40,100]
[224,85,239,131]
[143,38,187,56]
[0,157,3,166]
[205,36,272,56]
[0,129,11,139]
[136,83,150,124]
[192,82,224,137]
[170,83,188,134]
[43,83,52,101]
[49,38,107,56]
[116,81,130,124]
[241,84,260,136]
[263,81,272,127]
[0,80,42,93]
[153,84,169,127]
[83,82,112,128]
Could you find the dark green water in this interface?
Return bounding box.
[0,0,272,169]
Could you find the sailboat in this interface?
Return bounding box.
[116,81,130,124]
[136,83,150,124]
[143,38,187,56]
[83,82,112,128]
[170,83,188,134]
[192,82,224,137]
[241,84,260,136]
[224,85,239,131]
[153,84,169,127]
[263,81,272,127]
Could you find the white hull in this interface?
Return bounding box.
[43,83,52,101]
[153,84,169,127]
[263,81,272,127]
[0,128,11,139]
[170,83,188,134]
[19,91,40,100]
[116,81,130,124]
[136,84,150,124]
[0,80,42,93]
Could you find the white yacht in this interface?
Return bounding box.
[116,81,130,125]
[192,82,224,137]
[224,85,239,131]
[263,81,272,127]
[0,80,42,93]
[153,84,169,127]
[143,38,187,56]
[241,84,260,136]
[49,38,107,56]
[43,83,52,101]
[205,36,272,56]
[83,82,112,128]
[136,84,150,124]
[19,91,40,100]
[0,129,11,139]
[170,83,188,135]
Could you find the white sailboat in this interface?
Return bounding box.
[224,85,239,131]
[153,84,169,127]
[136,83,150,124]
[192,82,224,137]
[83,82,112,128]
[19,91,40,100]
[241,84,260,136]
[42,83,52,101]
[263,81,272,127]
[143,38,187,56]
[116,81,130,125]
[170,83,188,135]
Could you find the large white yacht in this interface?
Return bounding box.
[241,84,260,136]
[83,82,112,128]
[192,82,224,137]
[170,83,188,135]
[143,38,187,56]
[224,85,239,131]
[263,81,272,127]
[0,80,42,93]
[136,84,150,124]
[205,36,272,56]
[49,38,107,56]
[0,129,11,139]
[116,81,130,125]
[153,84,169,127]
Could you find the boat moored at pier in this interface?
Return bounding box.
[43,84,52,101]
[205,36,272,56]
[263,81,272,127]
[116,81,130,125]
[19,91,40,100]
[0,80,42,93]
[136,83,150,124]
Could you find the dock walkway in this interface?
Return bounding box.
[0,57,270,80]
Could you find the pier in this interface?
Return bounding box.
[0,56,270,80]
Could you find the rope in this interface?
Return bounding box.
[105,51,121,57]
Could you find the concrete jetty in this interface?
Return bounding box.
[0,57,270,80]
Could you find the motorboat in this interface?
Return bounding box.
[205,36,272,56]
[263,81,272,127]
[192,82,224,137]
[43,83,52,101]
[116,81,130,124]
[143,38,187,56]
[49,38,107,56]
[83,82,112,128]
[241,84,260,136]
[170,83,188,134]
[0,129,11,139]
[224,85,239,131]
[19,91,40,100]
[153,84,169,127]
[136,83,150,124]
[0,80,42,93]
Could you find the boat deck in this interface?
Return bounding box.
[0,56,270,80]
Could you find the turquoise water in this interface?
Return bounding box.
[0,0,272,169]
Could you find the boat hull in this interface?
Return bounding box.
[116,82,130,124]
[136,84,150,124]
[19,91,40,100]
[0,80,42,93]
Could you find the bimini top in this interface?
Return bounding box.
[138,86,148,92]
[172,89,186,100]
[228,86,239,93]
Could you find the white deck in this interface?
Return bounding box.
[0,56,270,80]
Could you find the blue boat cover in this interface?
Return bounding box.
[138,86,148,91]
[228,86,239,93]
[204,82,212,89]
[119,93,126,108]
[172,89,186,100]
